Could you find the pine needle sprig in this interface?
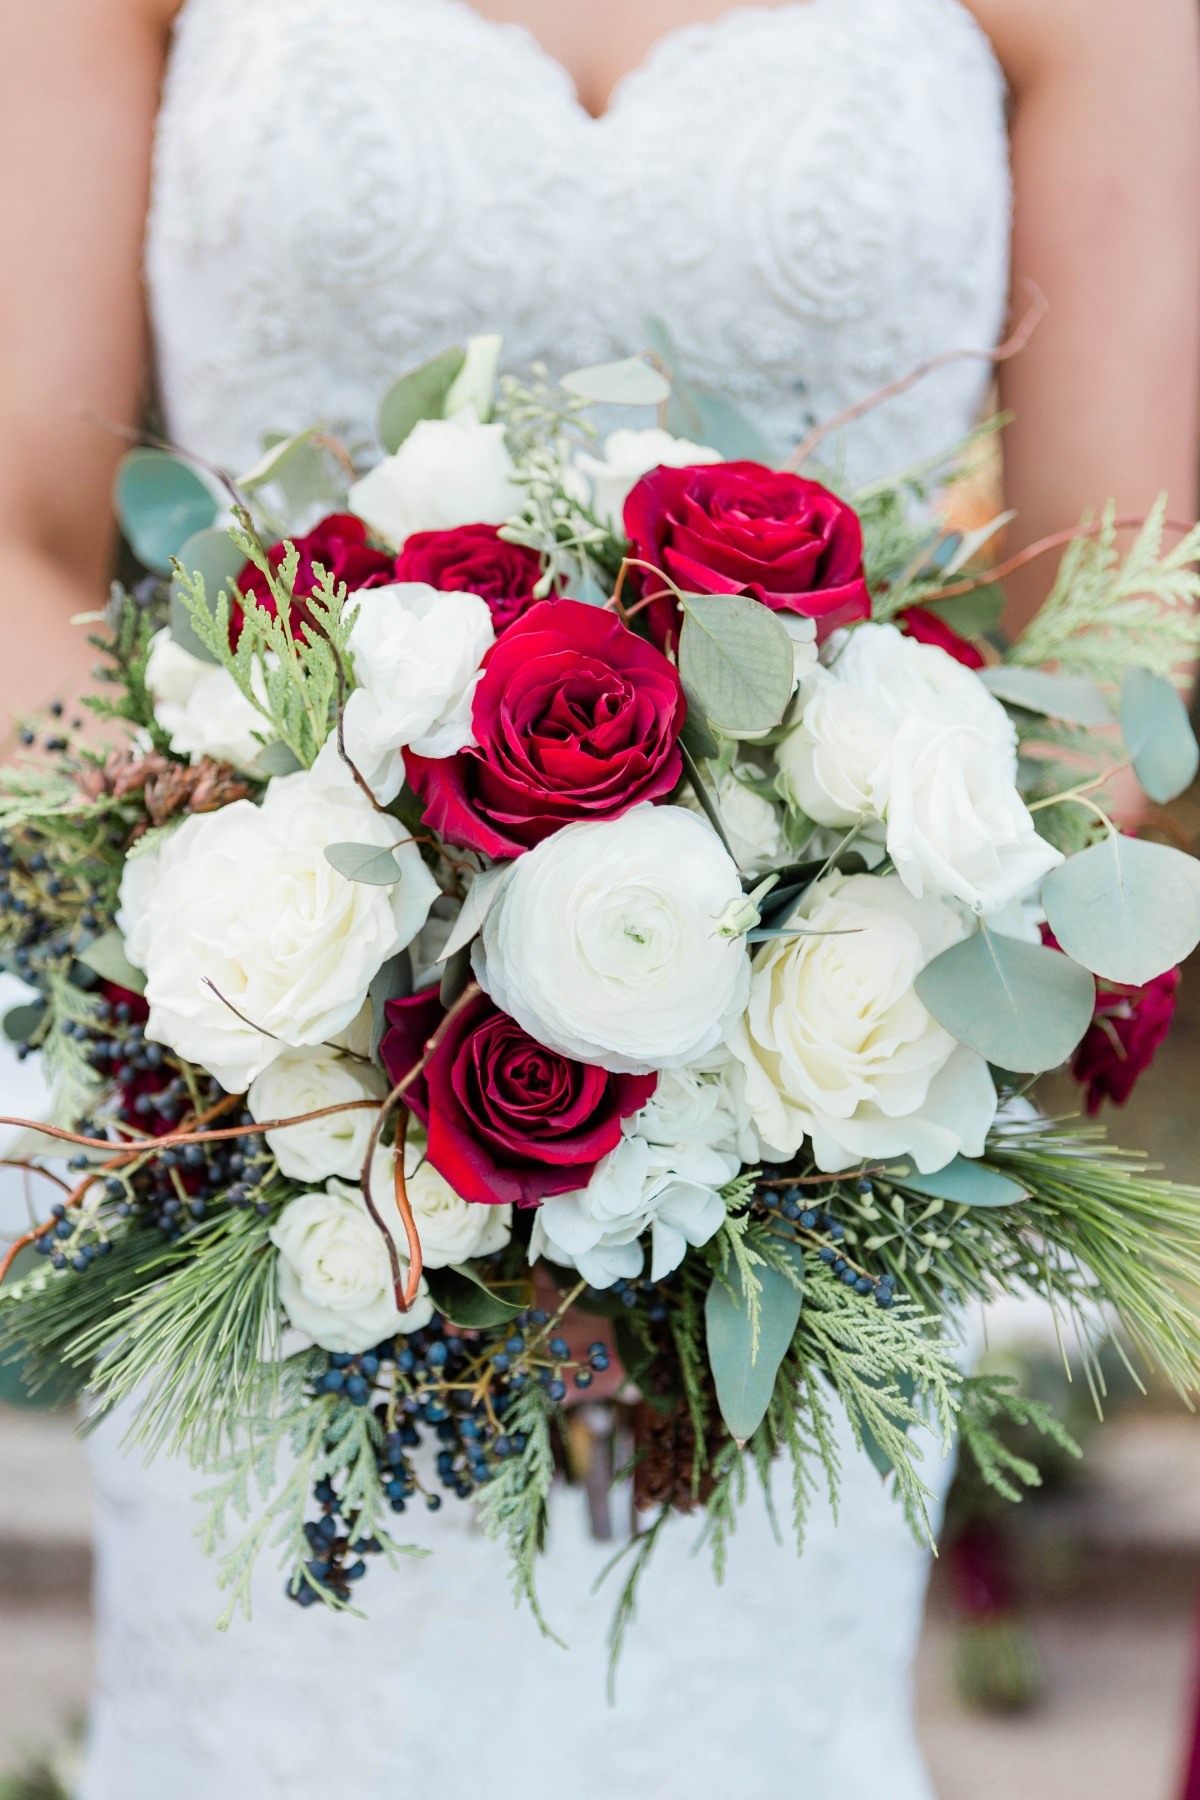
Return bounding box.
[474,1381,562,1642]
[956,1373,1081,1505]
[595,1506,670,1701]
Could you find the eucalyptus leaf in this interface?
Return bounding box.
[979,666,1114,727]
[922,586,1005,639]
[436,864,510,965]
[705,1243,804,1445]
[255,740,304,777]
[1042,833,1200,985]
[644,317,773,461]
[169,527,247,663]
[368,949,412,1067]
[560,355,671,407]
[77,929,147,997]
[441,334,503,424]
[1120,665,1200,804]
[2,1001,46,1045]
[884,1156,1030,1208]
[439,943,473,1011]
[561,561,610,607]
[679,593,794,734]
[679,684,719,761]
[914,928,1094,1074]
[114,449,219,575]
[423,1262,524,1329]
[377,348,466,454]
[323,842,400,885]
[235,426,324,491]
[936,512,1016,579]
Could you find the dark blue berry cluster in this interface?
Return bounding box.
[758,1179,900,1308]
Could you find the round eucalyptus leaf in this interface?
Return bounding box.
[77,929,147,996]
[2,1000,46,1045]
[884,1155,1029,1208]
[679,593,794,733]
[560,355,670,407]
[914,930,1094,1074]
[114,449,219,575]
[1042,834,1200,984]
[978,666,1114,727]
[377,347,466,454]
[169,527,247,663]
[323,842,400,885]
[1120,665,1200,804]
[255,741,304,777]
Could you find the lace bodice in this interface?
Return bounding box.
[147,0,1010,482]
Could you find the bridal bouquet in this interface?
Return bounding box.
[4,328,1200,1659]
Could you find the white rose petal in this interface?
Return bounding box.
[248,1045,386,1183]
[365,1135,511,1270]
[145,629,274,770]
[474,805,750,1075]
[725,871,997,1172]
[270,1179,432,1354]
[342,583,495,803]
[348,405,522,549]
[682,764,785,873]
[777,671,892,826]
[573,428,723,533]
[119,739,440,1092]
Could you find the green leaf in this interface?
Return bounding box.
[560,355,671,407]
[256,740,304,777]
[436,863,510,966]
[169,527,247,663]
[679,683,720,761]
[439,943,473,1011]
[377,348,466,454]
[368,949,412,1067]
[1041,833,1200,984]
[2,1000,46,1044]
[922,586,1005,639]
[884,1155,1030,1208]
[423,1262,524,1329]
[114,449,219,575]
[678,593,794,734]
[978,666,1114,727]
[705,1245,804,1445]
[914,928,1094,1074]
[77,929,147,996]
[644,317,773,461]
[323,842,400,885]
[1120,665,1200,804]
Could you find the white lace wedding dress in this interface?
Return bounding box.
[77,2,1010,1794]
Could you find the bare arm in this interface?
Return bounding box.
[0,0,178,741]
[968,0,1200,634]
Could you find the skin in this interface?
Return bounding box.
[0,0,1196,744]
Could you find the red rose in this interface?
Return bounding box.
[232,513,395,643]
[380,988,655,1207]
[623,461,871,649]
[394,524,543,633]
[1040,926,1180,1113]
[898,605,985,671]
[404,598,685,858]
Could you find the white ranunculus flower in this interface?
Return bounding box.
[681,766,784,874]
[573,428,723,532]
[367,1135,512,1270]
[118,740,440,1092]
[342,583,494,803]
[474,804,750,1075]
[247,1045,386,1183]
[725,871,997,1172]
[270,1178,432,1353]
[870,717,1063,914]
[348,405,522,549]
[145,629,274,770]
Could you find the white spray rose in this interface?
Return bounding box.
[342,583,494,803]
[726,871,997,1173]
[118,740,440,1092]
[681,765,784,873]
[348,405,522,549]
[145,629,274,770]
[367,1135,511,1270]
[474,805,750,1075]
[573,428,723,532]
[247,1045,386,1183]
[270,1179,432,1354]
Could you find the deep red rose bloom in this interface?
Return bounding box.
[394,523,543,633]
[1040,926,1180,1113]
[898,605,986,671]
[232,513,395,644]
[380,988,655,1207]
[404,598,685,858]
[623,461,871,649]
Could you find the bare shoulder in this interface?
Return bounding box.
[962,0,1200,88]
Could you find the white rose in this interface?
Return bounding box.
[683,764,785,873]
[248,1045,386,1183]
[829,622,1013,753]
[270,1179,432,1354]
[573,429,723,533]
[474,804,751,1075]
[145,629,274,770]
[119,740,440,1091]
[725,871,997,1172]
[870,717,1063,914]
[777,670,893,826]
[342,584,494,803]
[348,405,522,549]
[368,1134,512,1270]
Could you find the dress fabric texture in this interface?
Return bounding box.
[80,3,1011,1795]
